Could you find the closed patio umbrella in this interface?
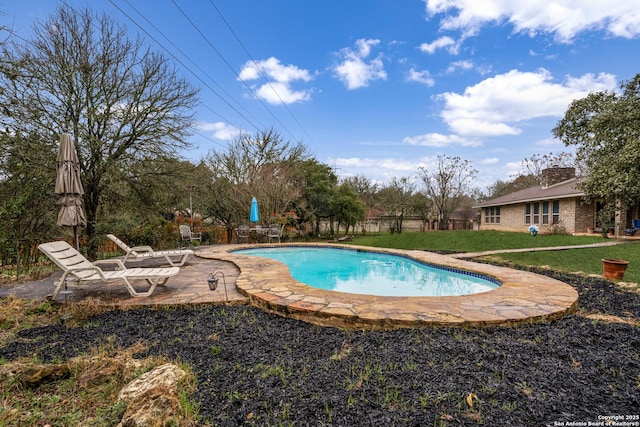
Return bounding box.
[250,197,259,223]
[55,132,86,250]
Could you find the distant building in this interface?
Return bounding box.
[475,167,639,235]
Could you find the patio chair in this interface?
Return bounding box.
[268,224,284,243]
[179,225,202,245]
[236,224,250,244]
[107,234,193,267]
[254,224,268,242]
[38,241,179,300]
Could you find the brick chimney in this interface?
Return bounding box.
[540,166,576,188]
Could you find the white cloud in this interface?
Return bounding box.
[438,69,617,137]
[446,59,474,74]
[197,121,243,140]
[239,57,312,83]
[424,0,640,42]
[479,157,499,165]
[332,39,387,89]
[402,132,481,147]
[255,81,311,104]
[336,157,421,171]
[406,68,435,86]
[418,36,460,54]
[355,38,377,57]
[238,57,314,105]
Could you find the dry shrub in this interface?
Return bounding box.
[60,297,115,325]
[0,296,60,342]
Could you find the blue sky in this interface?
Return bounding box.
[2,1,640,190]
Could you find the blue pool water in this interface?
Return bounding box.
[233,247,500,297]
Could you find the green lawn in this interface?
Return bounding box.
[350,230,640,285]
[495,243,640,284]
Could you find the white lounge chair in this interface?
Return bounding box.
[38,241,179,300]
[179,224,202,245]
[107,234,193,267]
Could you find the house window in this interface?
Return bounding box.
[485,207,500,224]
[542,202,549,224]
[526,200,561,225]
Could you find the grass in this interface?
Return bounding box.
[351,229,606,252]
[492,243,640,286]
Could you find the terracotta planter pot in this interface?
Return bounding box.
[601,258,629,280]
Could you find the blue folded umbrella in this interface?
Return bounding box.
[250,197,259,223]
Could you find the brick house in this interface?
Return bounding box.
[475,167,600,234]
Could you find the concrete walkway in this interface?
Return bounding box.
[448,240,625,259]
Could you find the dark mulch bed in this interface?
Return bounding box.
[2,269,639,426]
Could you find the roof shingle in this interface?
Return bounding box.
[475,177,584,208]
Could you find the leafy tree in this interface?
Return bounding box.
[329,183,365,236]
[0,5,199,256]
[342,174,379,211]
[297,160,337,234]
[418,155,477,230]
[341,174,380,233]
[410,191,435,231]
[97,158,209,246]
[553,74,640,225]
[377,177,416,233]
[0,132,58,264]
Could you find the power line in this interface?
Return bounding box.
[109,0,264,134]
[169,0,301,144]
[118,0,267,133]
[208,0,323,156]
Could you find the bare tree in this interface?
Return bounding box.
[518,152,576,178]
[418,155,477,230]
[204,128,310,240]
[0,5,199,255]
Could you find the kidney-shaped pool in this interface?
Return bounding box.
[233,246,500,297]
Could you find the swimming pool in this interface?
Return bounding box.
[206,243,579,329]
[233,246,500,297]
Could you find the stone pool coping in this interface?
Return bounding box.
[198,243,579,330]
